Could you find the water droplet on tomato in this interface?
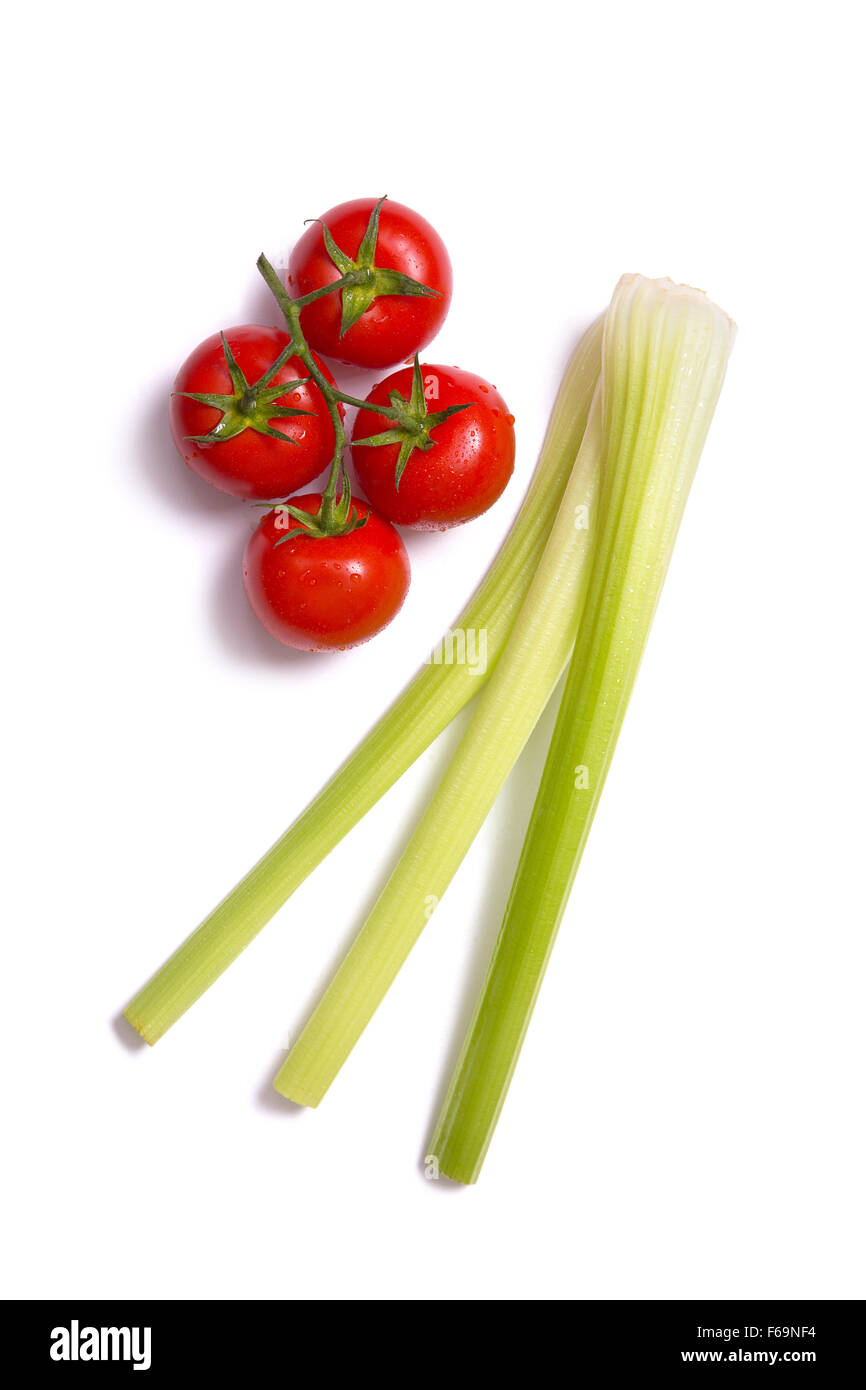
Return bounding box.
[506,414,515,425]
[479,384,489,393]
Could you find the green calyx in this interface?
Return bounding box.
[178,334,313,446]
[313,196,440,337]
[271,491,368,547]
[353,355,472,488]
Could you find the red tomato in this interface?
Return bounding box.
[243,495,411,651]
[171,325,339,500]
[288,198,452,369]
[351,365,516,530]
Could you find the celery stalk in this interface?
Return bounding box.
[273,385,605,1105]
[429,275,736,1183]
[124,318,603,1044]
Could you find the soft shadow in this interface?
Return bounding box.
[555,315,597,383]
[111,1010,149,1053]
[238,270,287,330]
[416,1155,472,1193]
[210,531,345,670]
[398,526,463,560]
[418,677,567,1178]
[136,373,239,517]
[255,1050,308,1116]
[331,361,380,409]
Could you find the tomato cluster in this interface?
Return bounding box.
[171,197,515,651]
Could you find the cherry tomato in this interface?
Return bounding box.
[351,365,515,530]
[288,198,452,369]
[171,325,339,500]
[243,495,411,651]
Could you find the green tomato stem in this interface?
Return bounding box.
[254,254,405,533]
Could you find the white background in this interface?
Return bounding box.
[2,1,863,1301]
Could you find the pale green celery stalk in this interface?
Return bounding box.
[124,318,603,1045]
[274,387,604,1105]
[429,275,736,1184]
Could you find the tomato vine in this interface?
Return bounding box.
[246,197,467,543]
